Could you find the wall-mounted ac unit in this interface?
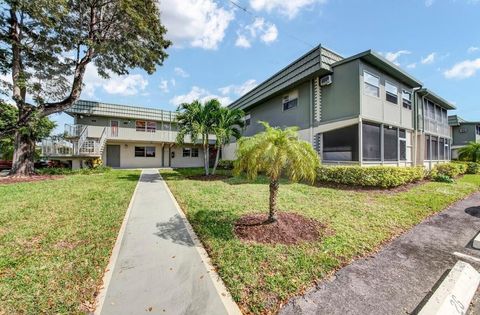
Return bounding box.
[320,75,332,86]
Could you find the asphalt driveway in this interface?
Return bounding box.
[280,192,480,315]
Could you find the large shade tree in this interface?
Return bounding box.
[234,122,319,223]
[0,0,171,175]
[458,142,480,162]
[176,99,221,176]
[211,106,244,175]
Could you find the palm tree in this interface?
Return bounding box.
[234,122,319,223]
[176,99,220,175]
[458,142,480,162]
[211,107,245,175]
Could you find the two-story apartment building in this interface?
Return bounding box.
[225,45,455,168]
[41,100,208,168]
[449,115,480,159]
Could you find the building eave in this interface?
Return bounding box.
[417,88,456,110]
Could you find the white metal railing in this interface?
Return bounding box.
[41,139,74,156]
[64,124,86,138]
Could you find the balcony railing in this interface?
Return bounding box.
[64,124,86,138]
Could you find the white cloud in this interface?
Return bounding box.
[170,86,232,106]
[425,0,435,6]
[407,63,417,69]
[159,0,234,50]
[236,18,278,48]
[159,79,169,93]
[249,0,326,19]
[83,65,149,97]
[444,58,480,79]
[383,50,411,66]
[421,52,436,64]
[174,67,189,78]
[468,46,480,53]
[219,79,258,96]
[235,34,251,48]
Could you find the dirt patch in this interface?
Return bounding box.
[234,212,328,245]
[54,240,83,250]
[187,174,231,181]
[0,175,63,185]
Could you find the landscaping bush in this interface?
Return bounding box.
[38,166,111,176]
[433,174,455,183]
[466,162,480,174]
[316,166,426,188]
[432,162,468,178]
[85,157,103,169]
[217,160,234,170]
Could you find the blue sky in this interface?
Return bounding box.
[51,0,480,131]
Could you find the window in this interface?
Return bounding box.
[182,148,191,157]
[282,96,298,111]
[363,71,380,97]
[191,148,199,157]
[146,146,156,157]
[385,82,398,104]
[163,123,171,130]
[425,135,431,160]
[135,146,155,157]
[244,114,251,126]
[431,136,439,160]
[446,139,451,160]
[362,122,381,161]
[135,146,145,157]
[399,129,407,161]
[402,90,412,110]
[384,127,398,161]
[477,125,480,135]
[136,120,146,132]
[322,125,359,161]
[147,121,156,133]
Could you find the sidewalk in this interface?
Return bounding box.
[280,192,480,315]
[97,169,240,315]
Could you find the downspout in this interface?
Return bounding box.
[310,78,314,144]
[412,87,422,167]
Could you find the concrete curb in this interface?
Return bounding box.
[159,172,243,315]
[418,260,480,315]
[93,170,143,315]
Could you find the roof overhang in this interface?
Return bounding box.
[332,50,422,88]
[418,88,456,110]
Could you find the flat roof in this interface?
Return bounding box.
[332,50,422,88]
[66,100,177,122]
[417,88,456,110]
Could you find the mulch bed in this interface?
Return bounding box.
[187,174,231,181]
[234,212,328,245]
[0,175,63,185]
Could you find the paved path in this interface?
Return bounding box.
[98,169,239,315]
[280,192,480,315]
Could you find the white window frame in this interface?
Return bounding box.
[402,90,412,110]
[385,81,398,104]
[282,90,299,111]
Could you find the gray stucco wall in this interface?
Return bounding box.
[243,80,311,137]
[320,60,360,123]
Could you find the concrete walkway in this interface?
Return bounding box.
[280,192,480,315]
[97,169,240,315]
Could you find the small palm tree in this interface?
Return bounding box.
[458,142,480,162]
[234,122,319,223]
[211,107,245,175]
[176,99,220,175]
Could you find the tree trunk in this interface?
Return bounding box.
[203,144,209,176]
[268,179,279,223]
[212,146,221,175]
[9,131,36,176]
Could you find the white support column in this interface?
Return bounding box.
[358,119,363,166]
[72,159,81,170]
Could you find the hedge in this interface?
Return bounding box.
[430,162,468,178]
[317,166,426,188]
[37,166,111,175]
[217,160,234,170]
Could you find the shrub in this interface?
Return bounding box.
[38,166,111,176]
[316,166,426,188]
[432,162,468,178]
[217,160,234,170]
[466,162,480,174]
[433,174,455,183]
[85,157,103,169]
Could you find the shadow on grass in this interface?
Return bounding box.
[190,209,237,242]
[116,174,142,182]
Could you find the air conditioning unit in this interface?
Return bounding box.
[320,75,333,86]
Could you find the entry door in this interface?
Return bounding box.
[106,145,120,167]
[110,120,119,137]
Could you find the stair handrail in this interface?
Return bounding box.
[97,127,108,155]
[76,125,88,154]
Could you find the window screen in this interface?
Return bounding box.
[362,123,381,161]
[182,148,191,157]
[364,71,379,97]
[145,146,155,157]
[322,124,359,161]
[283,98,298,111]
[191,148,199,157]
[439,138,445,160]
[384,127,398,161]
[402,90,412,110]
[135,146,145,157]
[425,135,431,160]
[399,129,407,161]
[431,136,439,160]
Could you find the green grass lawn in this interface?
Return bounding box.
[0,170,140,314]
[161,168,480,314]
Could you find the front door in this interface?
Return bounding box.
[106,145,120,167]
[110,120,119,137]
